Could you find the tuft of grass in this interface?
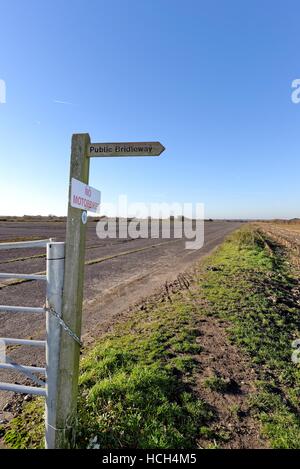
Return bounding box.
[248,387,300,449]
[203,375,232,393]
[4,400,44,449]
[229,226,266,250]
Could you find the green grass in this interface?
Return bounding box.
[201,226,300,448]
[76,304,213,449]
[4,297,213,449]
[4,225,300,449]
[3,401,44,449]
[203,374,232,393]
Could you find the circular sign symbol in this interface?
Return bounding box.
[81,211,87,225]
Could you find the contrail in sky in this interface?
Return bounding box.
[53,99,74,105]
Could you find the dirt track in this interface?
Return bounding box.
[0,220,241,414]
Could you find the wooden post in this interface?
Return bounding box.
[54,133,90,448]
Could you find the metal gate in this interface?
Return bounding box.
[0,238,65,449]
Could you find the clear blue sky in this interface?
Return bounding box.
[0,0,300,219]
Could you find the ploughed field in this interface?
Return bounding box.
[258,222,300,266]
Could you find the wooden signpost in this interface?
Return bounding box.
[53,134,90,448]
[54,134,165,448]
[88,141,165,157]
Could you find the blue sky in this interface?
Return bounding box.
[0,0,300,218]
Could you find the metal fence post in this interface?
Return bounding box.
[45,241,65,449]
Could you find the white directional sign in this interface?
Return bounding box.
[88,141,165,157]
[70,178,101,213]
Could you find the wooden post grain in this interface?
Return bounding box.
[54,133,90,448]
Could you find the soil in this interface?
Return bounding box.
[195,317,267,448]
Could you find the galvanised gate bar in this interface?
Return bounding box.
[0,238,65,448]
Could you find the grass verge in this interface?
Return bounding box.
[201,227,300,448]
[4,293,213,448]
